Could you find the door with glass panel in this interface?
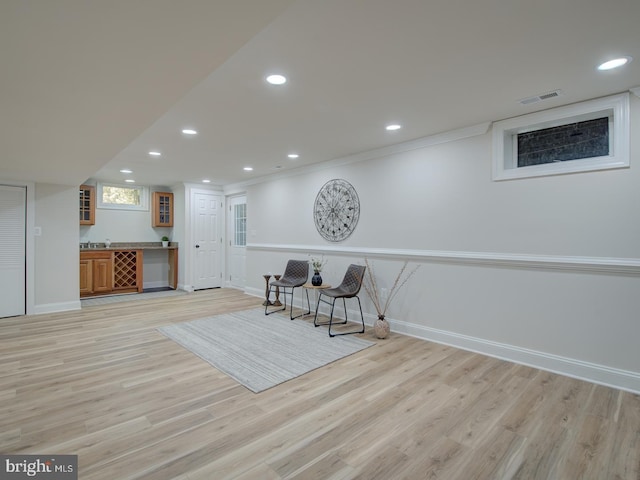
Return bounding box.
[227,195,247,289]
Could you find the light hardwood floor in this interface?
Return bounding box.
[1,288,638,479]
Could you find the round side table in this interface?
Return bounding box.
[303,282,330,318]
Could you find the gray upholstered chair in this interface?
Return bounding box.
[265,259,310,320]
[314,264,366,337]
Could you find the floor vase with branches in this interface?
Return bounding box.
[363,258,421,339]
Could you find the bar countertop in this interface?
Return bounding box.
[80,242,178,251]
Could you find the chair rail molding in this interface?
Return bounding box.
[247,243,640,276]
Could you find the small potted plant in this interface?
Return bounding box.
[310,255,326,286]
[161,236,169,248]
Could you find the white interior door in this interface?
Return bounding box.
[192,191,222,290]
[227,195,247,289]
[0,185,26,317]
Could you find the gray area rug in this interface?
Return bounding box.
[157,308,374,393]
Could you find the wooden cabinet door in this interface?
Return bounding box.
[79,259,93,294]
[79,185,95,225]
[80,252,113,296]
[152,191,173,227]
[92,258,113,293]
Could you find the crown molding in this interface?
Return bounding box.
[224,121,491,193]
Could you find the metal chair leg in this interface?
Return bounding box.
[314,293,346,327]
[289,287,310,320]
[267,285,311,320]
[328,296,365,337]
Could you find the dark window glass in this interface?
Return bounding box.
[517,117,609,167]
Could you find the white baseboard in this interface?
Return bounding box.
[248,286,640,393]
[33,300,81,315]
[246,286,262,296]
[392,317,640,394]
[143,281,169,289]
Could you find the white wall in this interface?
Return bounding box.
[79,181,174,244]
[172,183,187,289]
[80,207,173,245]
[246,95,640,393]
[34,183,80,313]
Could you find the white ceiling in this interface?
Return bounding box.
[3,0,640,188]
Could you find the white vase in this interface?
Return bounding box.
[162,241,169,247]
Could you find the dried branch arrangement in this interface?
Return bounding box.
[363,258,421,318]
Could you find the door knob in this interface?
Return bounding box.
[195,244,200,248]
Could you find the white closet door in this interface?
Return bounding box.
[0,185,26,317]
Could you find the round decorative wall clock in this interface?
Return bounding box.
[313,179,360,242]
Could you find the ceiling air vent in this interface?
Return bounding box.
[518,89,563,105]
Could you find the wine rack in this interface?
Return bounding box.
[113,250,142,292]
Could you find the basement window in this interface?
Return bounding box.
[492,93,629,180]
[97,182,149,211]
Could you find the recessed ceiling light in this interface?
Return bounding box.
[202,179,211,183]
[385,124,402,131]
[266,74,287,85]
[597,57,632,71]
[148,151,161,156]
[288,153,299,159]
[125,179,135,183]
[243,167,253,171]
[119,169,132,174]
[182,128,197,135]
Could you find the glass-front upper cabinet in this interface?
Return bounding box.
[79,185,95,225]
[152,191,173,227]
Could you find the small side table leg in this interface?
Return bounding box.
[262,274,273,306]
[273,274,282,306]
